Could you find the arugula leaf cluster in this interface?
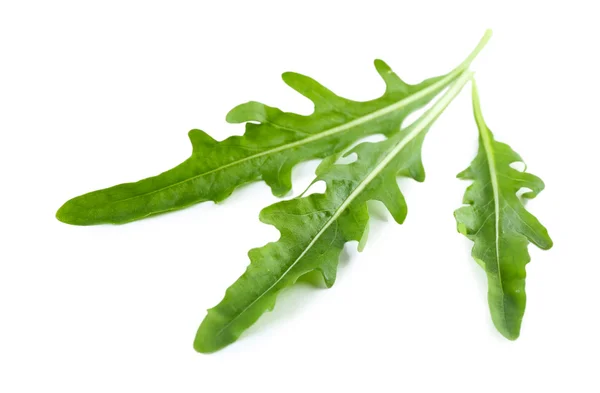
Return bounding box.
[56,30,552,353]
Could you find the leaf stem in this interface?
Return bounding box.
[452,29,493,77]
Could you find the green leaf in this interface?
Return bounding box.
[194,71,473,353]
[56,32,492,225]
[454,81,553,340]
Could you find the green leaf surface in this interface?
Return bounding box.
[56,32,491,225]
[195,71,473,353]
[454,81,553,340]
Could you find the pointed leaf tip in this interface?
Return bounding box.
[55,199,92,226]
[193,331,220,354]
[281,71,337,106]
[373,59,392,74]
[280,71,298,83]
[188,129,217,151]
[55,203,72,224]
[193,312,240,354]
[373,59,408,90]
[496,322,521,341]
[226,101,267,123]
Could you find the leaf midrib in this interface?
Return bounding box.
[107,73,458,206]
[475,88,507,329]
[214,123,421,338]
[213,71,473,338]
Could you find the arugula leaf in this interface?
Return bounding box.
[56,32,491,225]
[454,81,553,340]
[194,71,473,353]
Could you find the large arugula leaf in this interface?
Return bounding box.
[56,32,491,225]
[194,71,473,353]
[454,81,553,340]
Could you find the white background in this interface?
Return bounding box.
[1,1,598,392]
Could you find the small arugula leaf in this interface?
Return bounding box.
[56,31,492,225]
[454,81,553,340]
[194,71,473,353]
